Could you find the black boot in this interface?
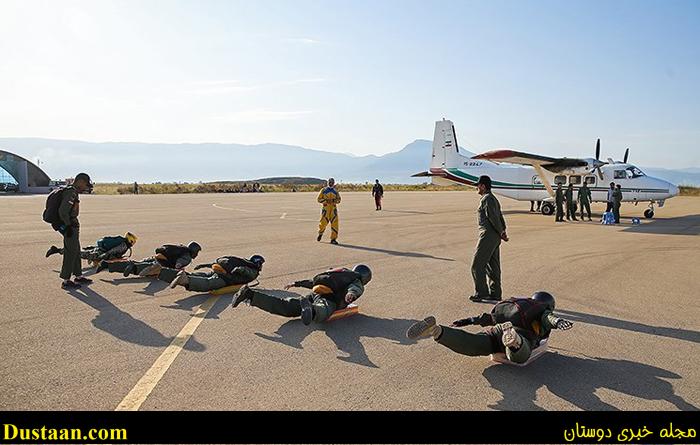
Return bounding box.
[46,246,60,257]
[232,285,254,308]
[300,297,313,325]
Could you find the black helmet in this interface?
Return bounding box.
[250,254,265,268]
[187,241,202,258]
[353,264,372,285]
[531,291,555,311]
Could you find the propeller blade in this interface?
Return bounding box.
[623,148,629,163]
[596,139,600,160]
[596,166,604,181]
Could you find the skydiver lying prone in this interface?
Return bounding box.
[46,232,138,263]
[95,241,202,277]
[163,254,265,292]
[231,265,372,325]
[406,292,573,364]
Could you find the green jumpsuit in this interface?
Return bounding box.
[565,186,577,220]
[555,186,565,222]
[247,270,364,323]
[471,191,506,300]
[612,188,623,223]
[436,310,560,363]
[58,186,82,280]
[158,262,260,292]
[105,249,193,274]
[578,184,592,220]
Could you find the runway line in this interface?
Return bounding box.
[211,203,255,212]
[115,295,218,411]
[280,212,287,219]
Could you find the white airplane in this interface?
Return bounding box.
[413,119,679,218]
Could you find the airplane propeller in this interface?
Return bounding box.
[590,138,607,180]
[623,148,629,164]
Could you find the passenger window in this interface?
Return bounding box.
[554,175,566,185]
[569,175,581,185]
[614,170,626,179]
[584,176,596,185]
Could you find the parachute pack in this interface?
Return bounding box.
[491,298,548,333]
[42,187,67,228]
[97,236,127,251]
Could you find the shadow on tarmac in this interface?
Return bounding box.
[160,293,233,320]
[622,214,700,236]
[482,352,698,411]
[99,277,169,296]
[556,309,700,345]
[336,244,455,262]
[66,286,205,351]
[255,313,419,368]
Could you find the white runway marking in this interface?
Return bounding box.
[115,295,218,411]
[211,203,254,212]
[280,212,287,219]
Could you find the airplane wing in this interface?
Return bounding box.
[471,150,588,172]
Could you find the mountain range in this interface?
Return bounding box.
[1,138,699,186]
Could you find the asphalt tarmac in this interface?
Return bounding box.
[1,191,698,410]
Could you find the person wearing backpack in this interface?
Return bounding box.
[406,291,573,364]
[163,254,265,292]
[43,173,93,289]
[46,232,137,263]
[230,265,372,325]
[96,241,201,277]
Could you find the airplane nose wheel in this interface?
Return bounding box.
[541,202,554,216]
[644,203,655,219]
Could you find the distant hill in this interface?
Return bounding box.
[0,137,697,185]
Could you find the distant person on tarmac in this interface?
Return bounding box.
[133,182,139,195]
[96,241,201,277]
[317,178,341,245]
[565,184,578,221]
[51,173,94,289]
[606,182,615,213]
[406,291,573,364]
[469,175,508,304]
[47,232,137,263]
[578,182,592,221]
[613,184,623,223]
[231,265,372,325]
[372,179,384,210]
[555,183,565,222]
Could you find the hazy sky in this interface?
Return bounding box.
[1,0,698,167]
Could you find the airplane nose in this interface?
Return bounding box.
[670,183,679,197]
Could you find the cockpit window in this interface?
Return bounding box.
[626,166,645,178]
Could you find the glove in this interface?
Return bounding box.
[451,318,476,327]
[556,319,573,330]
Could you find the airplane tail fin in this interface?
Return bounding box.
[431,119,463,170]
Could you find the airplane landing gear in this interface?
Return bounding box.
[541,202,555,216]
[644,202,655,219]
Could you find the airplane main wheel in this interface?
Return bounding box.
[644,209,654,219]
[541,203,554,216]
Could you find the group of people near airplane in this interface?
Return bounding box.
[44,172,573,366]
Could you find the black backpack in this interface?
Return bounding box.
[42,187,67,229]
[491,298,548,332]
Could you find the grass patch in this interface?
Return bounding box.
[680,185,700,196]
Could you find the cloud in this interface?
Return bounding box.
[215,109,315,123]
